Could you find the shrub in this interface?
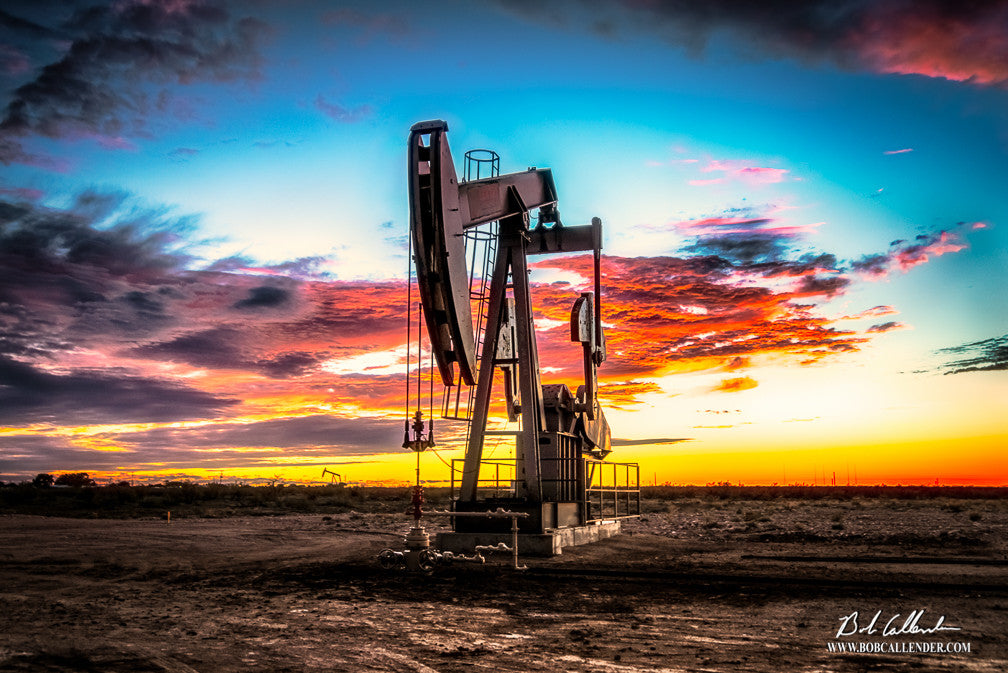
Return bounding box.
[54,472,95,487]
[33,473,55,488]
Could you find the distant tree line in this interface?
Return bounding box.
[31,472,96,488]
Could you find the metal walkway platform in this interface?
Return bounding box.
[436,520,622,557]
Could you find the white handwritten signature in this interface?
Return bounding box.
[836,609,961,639]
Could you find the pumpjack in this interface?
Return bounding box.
[404,120,639,555]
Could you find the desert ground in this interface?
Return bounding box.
[1,496,1006,672]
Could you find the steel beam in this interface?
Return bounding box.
[458,170,557,228]
[458,237,510,502]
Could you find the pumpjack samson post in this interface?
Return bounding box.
[404,120,639,556]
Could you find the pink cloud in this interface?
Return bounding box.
[842,305,897,320]
[853,6,1008,87]
[669,216,820,238]
[854,228,969,278]
[690,159,790,186]
[866,321,907,334]
[894,231,965,271]
[0,45,30,76]
[0,187,45,201]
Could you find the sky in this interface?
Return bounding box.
[0,0,1006,486]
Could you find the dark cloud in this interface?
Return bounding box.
[233,285,289,309]
[0,434,116,479]
[0,414,400,478]
[497,0,1008,87]
[132,326,243,369]
[793,274,849,297]
[852,253,890,276]
[0,0,269,166]
[685,232,790,264]
[109,414,402,455]
[0,193,199,356]
[0,8,66,42]
[131,327,325,379]
[0,192,192,281]
[937,334,1008,374]
[0,355,237,426]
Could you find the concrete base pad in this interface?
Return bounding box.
[436,520,621,557]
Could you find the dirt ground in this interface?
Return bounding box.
[1,498,1006,672]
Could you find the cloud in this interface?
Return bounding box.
[884,148,914,155]
[105,414,405,456]
[233,285,289,309]
[496,1,1008,87]
[598,379,662,407]
[0,192,405,392]
[792,273,850,298]
[850,252,889,277]
[0,187,989,478]
[937,334,1008,374]
[169,146,199,160]
[0,186,43,201]
[321,8,411,41]
[314,94,372,123]
[0,414,404,477]
[531,250,865,380]
[0,355,238,426]
[0,1,269,166]
[0,43,31,75]
[610,437,692,446]
[853,229,967,278]
[684,232,791,264]
[866,321,905,333]
[0,192,199,354]
[691,159,789,186]
[131,326,327,379]
[842,305,897,320]
[724,356,748,371]
[712,376,758,393]
[530,203,968,386]
[670,213,823,244]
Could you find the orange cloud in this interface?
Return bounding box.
[531,254,865,381]
[712,376,758,393]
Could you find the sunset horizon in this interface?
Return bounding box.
[1,1,1006,488]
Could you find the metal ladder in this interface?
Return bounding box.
[441,149,500,430]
